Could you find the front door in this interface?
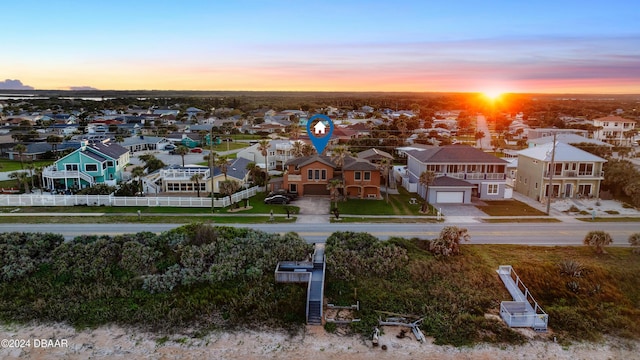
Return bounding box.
[565,184,572,198]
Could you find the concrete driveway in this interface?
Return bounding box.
[432,201,487,217]
[292,196,331,223]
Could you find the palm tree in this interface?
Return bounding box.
[13,144,27,169]
[25,162,36,190]
[331,145,349,170]
[131,166,145,196]
[291,141,304,158]
[46,135,63,158]
[9,172,29,193]
[475,130,485,148]
[35,165,44,189]
[175,145,189,166]
[115,135,125,144]
[326,179,344,209]
[377,157,393,203]
[215,156,229,180]
[419,170,437,213]
[257,139,270,191]
[190,173,204,197]
[288,123,301,140]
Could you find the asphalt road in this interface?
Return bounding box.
[0,222,636,245]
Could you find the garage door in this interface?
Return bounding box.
[304,184,330,196]
[436,191,464,203]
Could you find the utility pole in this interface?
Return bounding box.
[546,132,557,215]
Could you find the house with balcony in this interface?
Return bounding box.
[591,115,637,146]
[237,139,301,171]
[150,157,252,194]
[281,155,381,199]
[42,140,130,191]
[401,145,508,203]
[515,142,606,202]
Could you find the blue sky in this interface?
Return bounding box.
[1,0,638,93]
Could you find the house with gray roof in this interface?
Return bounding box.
[402,145,508,203]
[516,142,607,201]
[154,157,251,194]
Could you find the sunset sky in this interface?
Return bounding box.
[1,0,639,93]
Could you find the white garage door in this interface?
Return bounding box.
[436,191,464,203]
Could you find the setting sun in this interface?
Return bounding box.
[482,89,505,101]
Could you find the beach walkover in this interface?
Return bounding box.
[274,243,326,325]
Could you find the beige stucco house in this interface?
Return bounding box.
[515,142,606,201]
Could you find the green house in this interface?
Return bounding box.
[42,141,130,191]
[180,134,221,148]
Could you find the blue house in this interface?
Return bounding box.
[42,140,130,191]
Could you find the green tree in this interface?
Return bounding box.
[474,131,485,148]
[175,146,189,167]
[190,173,204,197]
[429,226,470,256]
[139,154,165,173]
[25,162,35,190]
[583,230,613,254]
[13,143,27,169]
[419,170,436,212]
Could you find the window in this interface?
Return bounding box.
[65,164,78,171]
[487,184,499,194]
[578,184,592,196]
[355,171,361,180]
[85,164,98,172]
[578,163,593,176]
[308,169,313,179]
[364,171,371,181]
[321,169,326,180]
[314,170,320,180]
[290,184,297,193]
[107,161,114,167]
[535,182,538,189]
[102,162,107,170]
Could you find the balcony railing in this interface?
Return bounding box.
[435,172,506,180]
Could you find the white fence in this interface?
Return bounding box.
[0,186,261,208]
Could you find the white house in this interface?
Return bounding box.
[591,116,637,146]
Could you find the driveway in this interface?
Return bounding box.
[433,201,487,217]
[291,196,331,224]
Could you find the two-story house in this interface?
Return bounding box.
[237,140,300,171]
[42,140,130,191]
[515,142,606,202]
[282,155,381,199]
[402,145,508,203]
[152,157,252,194]
[591,115,637,146]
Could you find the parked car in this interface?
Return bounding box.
[190,147,203,153]
[264,194,290,204]
[164,144,176,150]
[268,189,298,201]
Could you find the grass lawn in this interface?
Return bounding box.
[0,215,296,224]
[330,217,442,223]
[219,191,299,215]
[482,218,561,223]
[336,187,433,215]
[0,159,53,172]
[208,142,248,152]
[476,200,547,216]
[577,217,640,222]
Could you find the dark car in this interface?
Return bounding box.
[264,194,290,204]
[268,189,298,201]
[164,144,176,151]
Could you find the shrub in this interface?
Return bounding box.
[629,233,640,254]
[583,230,613,254]
[429,226,470,257]
[0,232,64,281]
[558,260,585,278]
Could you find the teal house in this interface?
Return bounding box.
[42,140,130,191]
[180,133,221,148]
